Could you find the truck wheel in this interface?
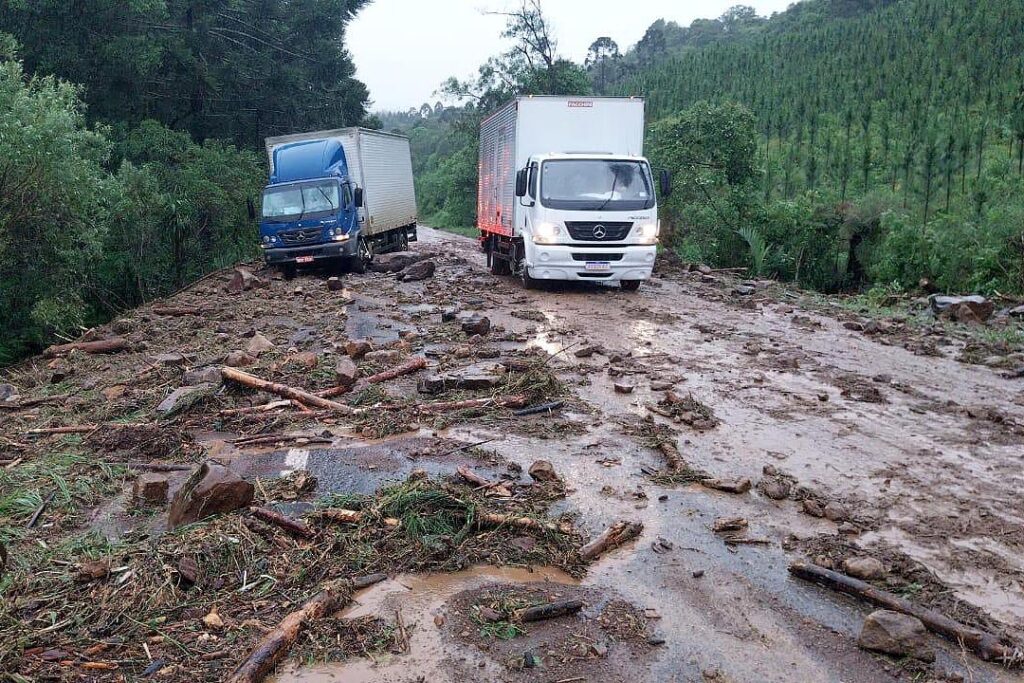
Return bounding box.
[488,250,511,276]
[519,261,540,290]
[398,231,409,251]
[620,280,641,292]
[351,237,373,274]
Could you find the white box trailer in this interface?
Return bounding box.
[477,96,663,291]
[265,128,417,238]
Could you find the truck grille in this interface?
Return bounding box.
[571,253,624,261]
[278,228,322,246]
[565,222,632,242]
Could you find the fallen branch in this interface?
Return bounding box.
[27,490,56,529]
[250,507,313,539]
[231,434,331,448]
[318,509,401,528]
[319,356,428,398]
[43,338,128,358]
[225,573,388,683]
[456,465,494,487]
[516,599,583,623]
[416,394,528,415]
[27,423,149,438]
[789,561,1020,664]
[218,401,292,416]
[579,521,643,562]
[221,367,353,414]
[657,441,686,472]
[0,395,70,411]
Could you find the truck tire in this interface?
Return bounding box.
[488,250,511,276]
[398,231,409,251]
[519,260,540,290]
[620,280,641,292]
[350,237,373,274]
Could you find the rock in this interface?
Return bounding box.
[224,351,256,368]
[713,516,748,532]
[176,557,199,586]
[1009,304,1024,319]
[842,557,886,580]
[246,332,275,356]
[522,651,542,668]
[823,501,848,522]
[574,345,601,358]
[461,316,491,336]
[398,259,436,281]
[733,285,756,296]
[369,251,426,273]
[133,473,170,505]
[703,478,752,494]
[528,460,558,483]
[182,367,223,386]
[862,320,889,335]
[156,383,217,416]
[153,352,186,366]
[202,608,224,630]
[650,380,674,391]
[101,385,126,401]
[802,498,825,518]
[589,641,609,657]
[613,382,634,394]
[510,536,537,552]
[334,357,359,387]
[843,321,865,331]
[928,294,994,321]
[226,267,265,293]
[858,610,935,662]
[918,277,939,294]
[292,351,318,368]
[478,607,503,623]
[760,479,791,500]
[75,559,112,583]
[441,308,460,322]
[951,303,984,325]
[168,461,254,529]
[344,340,372,359]
[0,383,18,403]
[364,349,404,365]
[418,364,502,394]
[326,276,345,292]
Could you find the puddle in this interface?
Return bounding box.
[272,565,577,683]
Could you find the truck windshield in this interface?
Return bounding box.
[262,181,339,222]
[540,160,655,211]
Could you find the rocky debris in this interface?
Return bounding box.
[733,284,756,296]
[461,315,491,336]
[334,357,359,387]
[133,473,170,505]
[153,352,186,366]
[857,610,935,662]
[344,339,372,359]
[397,259,435,281]
[843,321,865,331]
[823,501,848,522]
[418,363,502,394]
[574,345,602,358]
[649,380,674,391]
[528,460,559,483]
[75,559,112,583]
[364,349,404,365]
[182,366,223,386]
[613,382,635,394]
[369,251,426,273]
[712,517,748,533]
[760,478,792,500]
[326,276,345,292]
[802,499,825,518]
[226,267,266,293]
[649,391,720,430]
[156,383,217,416]
[0,383,18,404]
[224,350,256,367]
[842,557,886,580]
[929,294,994,322]
[292,351,318,368]
[168,461,254,529]
[246,332,275,356]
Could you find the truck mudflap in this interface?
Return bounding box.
[524,244,657,282]
[264,239,358,265]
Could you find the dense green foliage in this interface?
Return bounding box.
[0,1,371,363]
[396,0,1024,295]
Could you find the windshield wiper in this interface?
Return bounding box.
[296,188,308,223]
[597,172,620,212]
[316,186,336,210]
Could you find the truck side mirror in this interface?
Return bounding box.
[246,198,257,222]
[659,170,672,198]
[515,169,529,198]
[354,188,364,208]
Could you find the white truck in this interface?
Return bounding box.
[259,128,417,274]
[477,96,670,290]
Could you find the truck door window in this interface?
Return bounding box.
[528,163,538,200]
[342,184,353,209]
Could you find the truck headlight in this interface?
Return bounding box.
[635,222,659,244]
[332,233,350,242]
[262,235,271,244]
[533,222,561,244]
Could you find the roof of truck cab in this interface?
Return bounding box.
[534,153,649,162]
[270,138,347,184]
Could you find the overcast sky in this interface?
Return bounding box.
[349,0,795,111]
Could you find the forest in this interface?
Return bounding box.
[391,0,1024,296]
[0,0,372,364]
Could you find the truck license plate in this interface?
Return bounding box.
[584,261,611,271]
[295,256,314,264]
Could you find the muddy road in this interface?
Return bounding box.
[2,226,1022,682]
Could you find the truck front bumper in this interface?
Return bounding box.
[525,244,657,282]
[264,239,358,265]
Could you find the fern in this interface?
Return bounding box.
[736,226,770,276]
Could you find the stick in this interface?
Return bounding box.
[657,441,685,472]
[579,521,643,562]
[225,573,388,683]
[318,509,401,528]
[26,425,98,437]
[231,434,331,448]
[218,401,292,416]
[457,466,493,487]
[221,367,353,414]
[513,400,564,417]
[0,395,70,411]
[43,338,128,358]
[516,599,583,623]
[27,490,56,528]
[250,507,313,539]
[415,395,528,415]
[789,561,1019,664]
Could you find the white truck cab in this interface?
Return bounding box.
[477,96,670,291]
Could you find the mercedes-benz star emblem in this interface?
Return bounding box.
[593,225,607,239]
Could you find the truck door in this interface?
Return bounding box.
[341,182,359,235]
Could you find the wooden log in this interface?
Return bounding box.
[225,573,387,683]
[250,507,313,539]
[43,338,128,358]
[318,356,428,398]
[27,490,55,528]
[789,561,1019,664]
[231,434,331,448]
[221,367,353,414]
[516,599,584,623]
[26,425,97,437]
[579,521,643,562]
[416,395,528,415]
[219,401,292,416]
[657,441,685,471]
[457,466,493,487]
[477,512,573,535]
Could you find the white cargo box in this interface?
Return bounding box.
[266,128,417,237]
[478,96,646,236]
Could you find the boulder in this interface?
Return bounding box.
[418,364,503,394]
[842,557,886,580]
[928,294,994,321]
[168,461,254,529]
[857,610,935,662]
[0,383,17,403]
[246,332,275,356]
[334,357,359,387]
[369,251,425,273]
[344,340,372,360]
[182,367,223,386]
[156,383,217,416]
[226,267,266,293]
[133,473,170,505]
[528,460,559,483]
[461,316,491,336]
[398,260,436,281]
[224,351,256,368]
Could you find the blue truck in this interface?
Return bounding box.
[254,128,418,276]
